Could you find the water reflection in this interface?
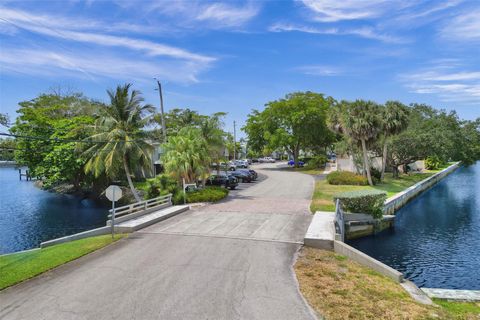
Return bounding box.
[0,167,108,254]
[349,162,480,289]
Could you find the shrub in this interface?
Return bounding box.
[370,167,381,184]
[186,187,228,203]
[334,190,387,218]
[327,171,368,185]
[425,155,443,170]
[145,174,182,203]
[305,155,328,169]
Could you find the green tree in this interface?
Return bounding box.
[0,138,16,161]
[162,127,211,184]
[83,84,154,202]
[10,93,97,189]
[0,113,9,127]
[244,92,335,167]
[331,100,381,186]
[242,110,267,155]
[380,101,410,180]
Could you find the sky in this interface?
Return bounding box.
[1,0,479,136]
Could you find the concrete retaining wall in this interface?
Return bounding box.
[384,162,460,215]
[40,226,110,248]
[333,240,404,283]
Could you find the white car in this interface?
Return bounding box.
[234,160,249,168]
[258,157,276,163]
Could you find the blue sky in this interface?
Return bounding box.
[1,0,479,135]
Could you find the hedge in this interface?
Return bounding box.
[186,187,229,203]
[334,190,387,218]
[327,171,368,185]
[305,155,328,170]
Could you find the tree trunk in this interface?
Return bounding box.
[123,156,141,202]
[361,138,374,186]
[392,165,399,178]
[293,144,300,168]
[381,138,388,181]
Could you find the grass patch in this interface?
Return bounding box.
[0,234,126,290]
[433,299,480,319]
[285,166,325,175]
[295,247,480,319]
[310,172,434,212]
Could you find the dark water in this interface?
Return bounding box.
[0,167,108,254]
[349,162,480,289]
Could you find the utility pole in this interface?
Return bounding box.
[154,78,167,142]
[233,121,236,161]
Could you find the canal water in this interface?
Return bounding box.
[0,167,108,254]
[349,162,480,290]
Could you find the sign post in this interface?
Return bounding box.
[106,185,123,239]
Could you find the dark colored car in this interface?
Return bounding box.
[238,169,257,180]
[206,174,239,190]
[228,170,252,183]
[288,160,305,167]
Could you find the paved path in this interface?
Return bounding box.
[0,163,316,320]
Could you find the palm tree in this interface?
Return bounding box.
[83,84,155,202]
[380,101,410,180]
[162,127,211,184]
[199,112,226,175]
[341,100,381,186]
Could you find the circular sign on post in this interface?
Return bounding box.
[106,185,123,202]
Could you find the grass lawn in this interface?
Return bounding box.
[310,172,435,212]
[295,247,480,320]
[0,234,126,290]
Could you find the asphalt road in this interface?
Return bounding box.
[0,163,317,320]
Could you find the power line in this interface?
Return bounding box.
[0,132,149,144]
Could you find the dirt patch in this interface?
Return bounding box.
[295,247,445,320]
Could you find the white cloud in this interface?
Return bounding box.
[196,3,259,27]
[294,65,343,76]
[269,22,405,43]
[0,7,157,34]
[400,63,480,103]
[0,8,214,63]
[149,1,259,29]
[0,48,208,83]
[300,0,391,22]
[440,9,480,41]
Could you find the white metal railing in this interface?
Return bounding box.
[108,194,172,219]
[334,199,345,242]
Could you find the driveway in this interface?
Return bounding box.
[0,163,316,320]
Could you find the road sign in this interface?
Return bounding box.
[106,185,122,202]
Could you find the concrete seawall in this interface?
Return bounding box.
[384,162,460,215]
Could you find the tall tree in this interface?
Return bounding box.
[380,101,410,180]
[338,100,381,186]
[162,127,211,184]
[83,84,154,202]
[244,92,335,167]
[10,93,97,189]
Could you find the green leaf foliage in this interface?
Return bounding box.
[334,190,387,218]
[327,171,368,186]
[162,127,211,184]
[186,187,228,203]
[10,93,98,189]
[243,92,335,164]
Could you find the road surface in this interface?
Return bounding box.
[0,163,316,320]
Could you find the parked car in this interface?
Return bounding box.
[206,174,238,189]
[228,170,252,183]
[234,160,249,168]
[246,159,253,165]
[238,169,257,180]
[258,157,276,163]
[212,162,236,171]
[288,160,305,167]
